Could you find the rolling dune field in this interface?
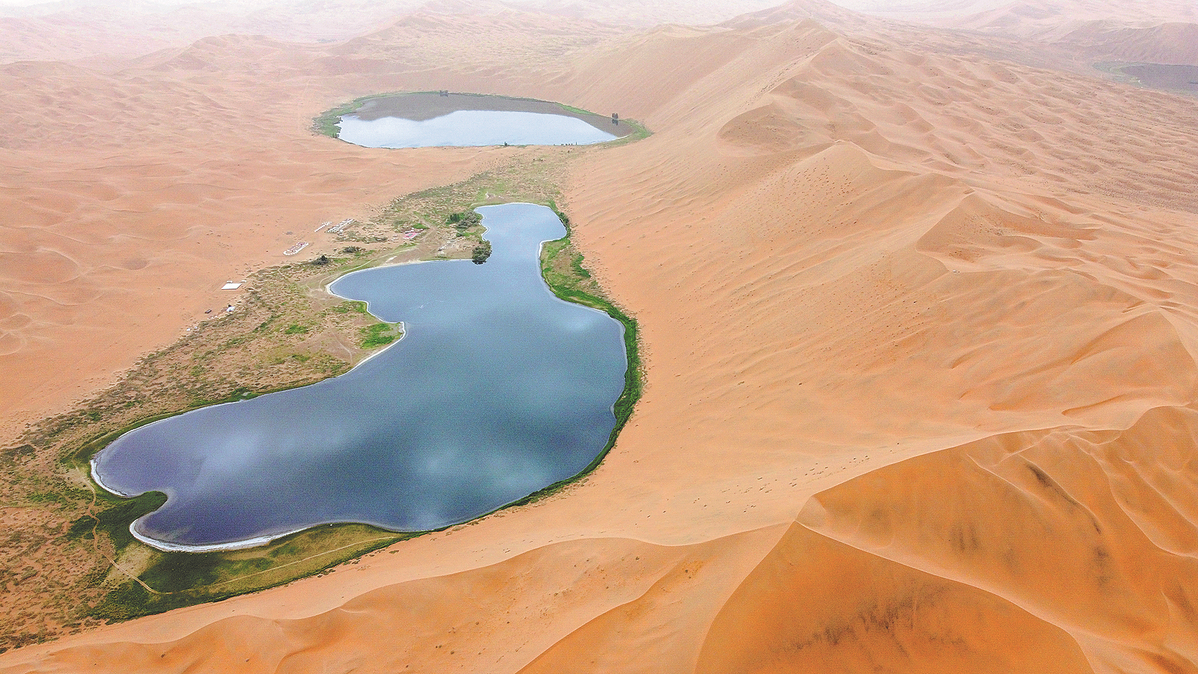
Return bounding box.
[3,1,1198,672]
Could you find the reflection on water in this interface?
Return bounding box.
[93,204,627,548]
[1121,63,1198,95]
[336,110,617,148]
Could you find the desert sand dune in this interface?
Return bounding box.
[858,0,1198,82]
[873,0,1198,35]
[0,1,431,65]
[0,528,788,673]
[1054,22,1198,65]
[0,0,804,66]
[4,0,1198,671]
[0,47,515,439]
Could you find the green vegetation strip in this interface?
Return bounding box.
[359,322,401,349]
[511,203,643,506]
[90,524,409,622]
[77,198,640,623]
[311,93,386,137]
[0,130,644,650]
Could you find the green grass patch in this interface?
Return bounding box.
[609,117,652,145]
[539,203,642,469]
[90,523,407,622]
[332,300,369,314]
[311,94,380,138]
[67,491,167,548]
[359,322,401,349]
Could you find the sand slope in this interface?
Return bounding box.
[0,36,513,440]
[4,1,1198,672]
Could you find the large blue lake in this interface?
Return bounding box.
[336,110,618,148]
[92,203,627,550]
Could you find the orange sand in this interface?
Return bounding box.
[4,1,1198,672]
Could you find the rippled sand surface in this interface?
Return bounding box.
[4,1,1198,672]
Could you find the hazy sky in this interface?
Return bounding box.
[0,0,1011,9]
[821,0,1009,10]
[0,0,1020,22]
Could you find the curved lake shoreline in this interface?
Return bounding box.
[316,92,641,146]
[353,92,635,134]
[91,203,631,551]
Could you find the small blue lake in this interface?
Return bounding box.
[92,203,627,550]
[336,110,618,148]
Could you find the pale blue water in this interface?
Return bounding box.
[92,203,627,549]
[336,110,617,148]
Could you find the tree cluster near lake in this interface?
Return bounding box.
[472,240,493,264]
[448,210,482,232]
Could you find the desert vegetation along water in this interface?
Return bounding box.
[5,0,1198,672]
[93,202,628,550]
[0,145,642,650]
[313,92,641,142]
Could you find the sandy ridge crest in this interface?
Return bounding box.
[4,0,1198,671]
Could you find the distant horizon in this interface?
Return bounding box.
[0,0,1016,16]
